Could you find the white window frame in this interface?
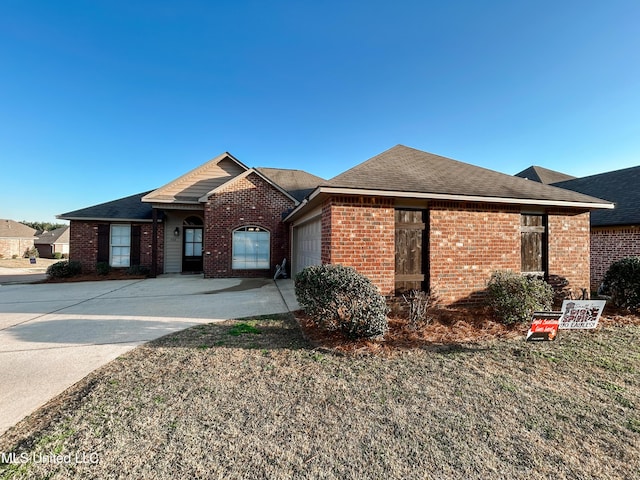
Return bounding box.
[110,224,131,267]
[232,226,270,270]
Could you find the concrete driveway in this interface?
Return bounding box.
[0,275,298,435]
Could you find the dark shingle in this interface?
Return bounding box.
[35,226,69,244]
[58,191,156,221]
[552,166,640,226]
[325,145,608,205]
[515,165,576,184]
[256,168,324,201]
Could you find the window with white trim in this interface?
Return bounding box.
[232,226,270,269]
[110,225,131,267]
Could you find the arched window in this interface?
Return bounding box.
[232,226,270,269]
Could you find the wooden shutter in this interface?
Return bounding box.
[395,210,427,293]
[130,225,141,266]
[97,224,110,263]
[521,215,545,273]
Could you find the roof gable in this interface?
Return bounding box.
[198,168,300,203]
[325,145,609,206]
[515,165,576,184]
[142,153,248,204]
[553,165,640,226]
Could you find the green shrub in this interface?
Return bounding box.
[24,246,39,258]
[96,262,111,276]
[602,257,640,310]
[294,264,389,339]
[487,271,554,325]
[46,260,82,279]
[127,265,150,276]
[53,252,63,260]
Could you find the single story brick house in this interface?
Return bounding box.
[34,226,70,258]
[60,145,613,305]
[517,164,640,291]
[59,153,324,278]
[0,220,37,259]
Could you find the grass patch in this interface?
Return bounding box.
[228,322,261,336]
[0,315,639,479]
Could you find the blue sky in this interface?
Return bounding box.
[1,1,639,223]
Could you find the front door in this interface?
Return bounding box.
[182,227,203,272]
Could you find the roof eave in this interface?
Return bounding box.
[57,216,160,223]
[284,186,614,222]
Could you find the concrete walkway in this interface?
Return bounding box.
[0,276,298,436]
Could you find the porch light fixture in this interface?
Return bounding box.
[174,227,180,237]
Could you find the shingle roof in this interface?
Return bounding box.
[0,220,36,238]
[35,226,69,245]
[552,165,640,227]
[255,168,325,201]
[515,165,576,184]
[58,191,156,221]
[324,145,609,206]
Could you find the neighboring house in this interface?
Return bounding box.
[59,146,613,305]
[34,226,70,258]
[0,220,37,258]
[550,166,640,291]
[59,153,324,279]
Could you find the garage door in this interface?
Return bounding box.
[293,218,322,275]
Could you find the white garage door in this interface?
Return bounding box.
[293,218,322,275]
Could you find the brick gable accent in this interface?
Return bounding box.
[203,172,295,278]
[320,196,395,294]
[591,225,640,291]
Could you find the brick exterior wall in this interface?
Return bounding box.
[320,196,396,295]
[547,210,591,295]
[429,202,521,305]
[203,172,295,278]
[317,198,592,306]
[69,221,164,274]
[0,238,35,258]
[591,225,640,291]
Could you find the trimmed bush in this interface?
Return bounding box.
[53,252,63,259]
[46,260,82,279]
[487,271,554,325]
[96,262,111,276]
[127,265,150,276]
[295,264,389,339]
[602,257,640,310]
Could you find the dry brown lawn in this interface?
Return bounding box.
[1,310,639,479]
[0,258,59,269]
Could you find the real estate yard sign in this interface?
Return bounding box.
[558,300,606,330]
[526,312,562,341]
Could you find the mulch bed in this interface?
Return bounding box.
[294,304,640,356]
